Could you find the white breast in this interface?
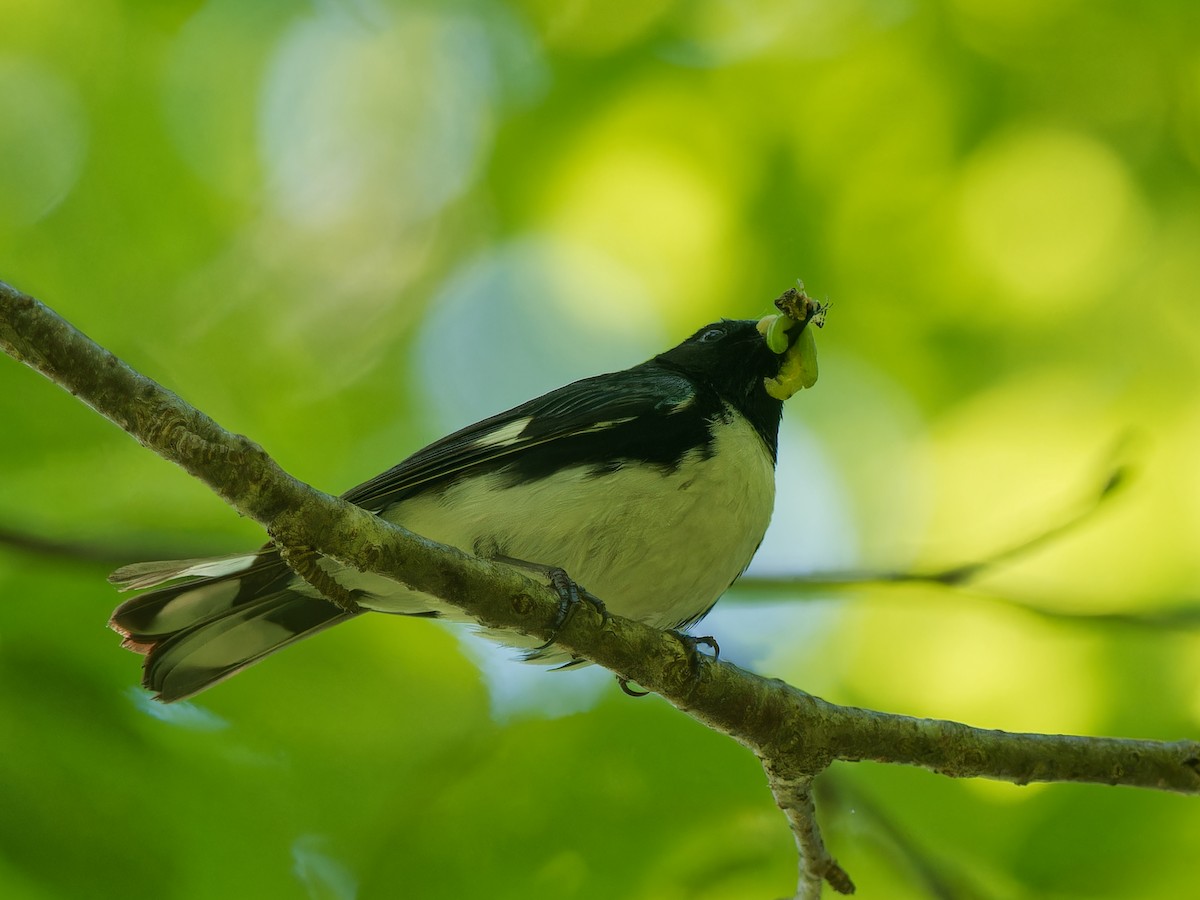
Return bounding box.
[336,407,777,652]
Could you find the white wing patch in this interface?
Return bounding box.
[577,416,637,433]
[469,417,533,450]
[467,414,640,454]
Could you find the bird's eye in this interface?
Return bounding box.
[698,328,724,343]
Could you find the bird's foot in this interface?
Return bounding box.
[533,567,609,651]
[669,630,720,678]
[492,555,609,651]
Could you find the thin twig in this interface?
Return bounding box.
[731,578,1200,632]
[0,523,226,567]
[744,456,1129,592]
[765,766,854,897]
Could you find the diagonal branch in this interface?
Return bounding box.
[742,453,1129,593]
[3,279,1198,898]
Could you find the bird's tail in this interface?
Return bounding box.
[109,550,359,702]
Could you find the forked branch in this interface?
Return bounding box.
[3,280,1196,899]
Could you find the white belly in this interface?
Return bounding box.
[335,411,777,653]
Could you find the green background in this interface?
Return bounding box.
[2,1,1199,897]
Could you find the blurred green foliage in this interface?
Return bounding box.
[2,0,1199,897]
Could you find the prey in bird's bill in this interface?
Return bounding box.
[109,288,826,701]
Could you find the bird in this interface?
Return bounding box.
[109,304,822,702]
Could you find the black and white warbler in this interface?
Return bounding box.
[110,292,825,701]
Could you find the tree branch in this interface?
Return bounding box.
[741,453,1128,593]
[3,279,1197,898]
[767,769,854,897]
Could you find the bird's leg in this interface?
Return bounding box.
[274,539,362,613]
[491,555,610,650]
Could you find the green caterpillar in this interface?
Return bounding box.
[757,313,819,400]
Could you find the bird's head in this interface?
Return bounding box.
[656,289,824,414]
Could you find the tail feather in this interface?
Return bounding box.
[140,592,358,701]
[109,553,262,591]
[109,550,361,702]
[110,550,288,635]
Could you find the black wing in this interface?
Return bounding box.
[342,366,704,512]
